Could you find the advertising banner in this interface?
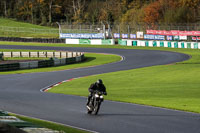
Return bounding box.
[137,32,144,38]
[122,34,129,39]
[146,30,200,36]
[173,36,179,40]
[192,37,200,40]
[144,34,155,40]
[146,30,155,34]
[163,31,172,36]
[155,30,164,35]
[114,33,120,38]
[79,39,91,44]
[171,30,179,36]
[60,33,104,39]
[193,31,200,36]
[166,36,173,40]
[154,35,165,40]
[102,39,111,44]
[130,34,136,39]
[179,36,187,40]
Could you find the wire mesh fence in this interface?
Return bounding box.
[1,23,200,40]
[110,23,200,34]
[60,24,104,33]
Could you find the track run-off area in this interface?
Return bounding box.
[0,45,200,133]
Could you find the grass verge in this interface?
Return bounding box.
[10,113,89,133]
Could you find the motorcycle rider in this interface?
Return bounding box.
[86,79,107,108]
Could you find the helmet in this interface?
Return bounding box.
[96,79,103,84]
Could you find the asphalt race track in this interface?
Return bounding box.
[0,45,200,133]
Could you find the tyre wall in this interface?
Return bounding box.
[118,39,200,49]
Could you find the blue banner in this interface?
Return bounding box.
[130,34,136,39]
[166,36,173,41]
[114,33,120,38]
[122,34,128,39]
[144,34,155,40]
[154,35,165,40]
[60,33,104,39]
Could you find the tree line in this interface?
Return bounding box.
[0,0,200,26]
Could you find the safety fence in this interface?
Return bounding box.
[0,52,85,71]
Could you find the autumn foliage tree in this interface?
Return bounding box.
[0,0,200,25]
[143,1,162,24]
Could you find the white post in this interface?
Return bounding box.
[56,22,61,38]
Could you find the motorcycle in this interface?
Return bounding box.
[87,91,104,115]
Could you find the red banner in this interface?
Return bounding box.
[163,31,172,36]
[146,30,156,34]
[193,31,200,36]
[146,30,200,36]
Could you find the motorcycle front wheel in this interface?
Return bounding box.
[94,102,101,115]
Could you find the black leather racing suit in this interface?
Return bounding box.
[87,83,107,105]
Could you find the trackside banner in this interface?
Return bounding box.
[146,30,200,36]
[60,33,104,39]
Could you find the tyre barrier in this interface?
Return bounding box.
[0,54,85,71]
[119,39,200,49]
[0,37,65,43]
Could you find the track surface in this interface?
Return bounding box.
[0,45,200,133]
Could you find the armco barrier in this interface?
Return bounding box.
[0,53,84,71]
[38,60,54,68]
[0,63,20,71]
[66,57,76,64]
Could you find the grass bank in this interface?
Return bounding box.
[0,18,58,38]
